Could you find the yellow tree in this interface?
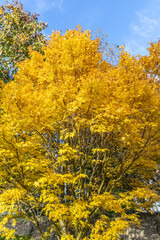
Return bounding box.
[0,27,160,240]
[140,40,160,196]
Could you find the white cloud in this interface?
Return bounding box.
[125,0,160,56]
[35,0,64,14]
[131,13,158,38]
[125,40,147,56]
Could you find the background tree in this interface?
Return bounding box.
[0,27,160,240]
[0,0,47,82]
[94,28,120,65]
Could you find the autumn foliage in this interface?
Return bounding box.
[0,27,160,239]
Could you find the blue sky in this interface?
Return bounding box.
[1,0,160,55]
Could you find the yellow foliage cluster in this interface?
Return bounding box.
[0,26,160,239]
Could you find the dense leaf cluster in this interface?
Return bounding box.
[0,26,160,239]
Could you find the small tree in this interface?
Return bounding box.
[0,0,47,82]
[0,27,160,240]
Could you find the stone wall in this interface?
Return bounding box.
[122,213,160,240]
[8,213,160,240]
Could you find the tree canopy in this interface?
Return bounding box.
[0,27,160,240]
[0,0,47,82]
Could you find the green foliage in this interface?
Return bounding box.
[0,235,31,240]
[0,236,6,240]
[14,235,32,240]
[0,0,47,82]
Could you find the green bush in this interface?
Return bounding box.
[14,235,32,240]
[0,235,32,240]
